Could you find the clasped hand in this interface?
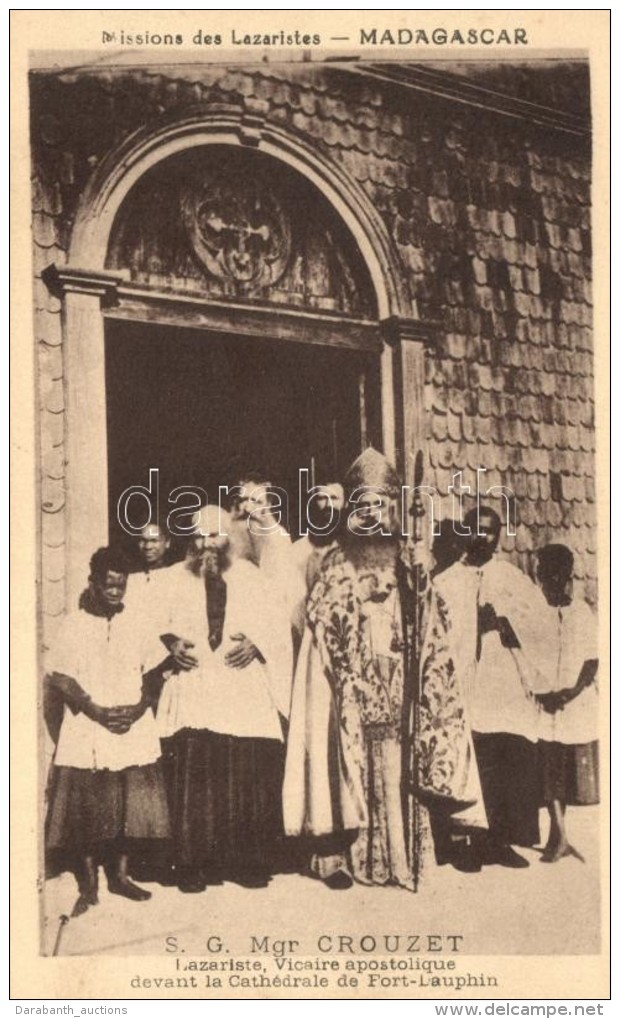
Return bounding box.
[87,701,146,735]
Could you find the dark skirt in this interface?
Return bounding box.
[539,740,599,806]
[472,732,540,847]
[46,761,170,854]
[161,728,286,878]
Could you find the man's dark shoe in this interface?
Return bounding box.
[323,870,354,890]
[484,845,530,869]
[231,870,270,889]
[177,869,208,893]
[450,851,482,873]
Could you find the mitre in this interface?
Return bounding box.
[343,446,401,498]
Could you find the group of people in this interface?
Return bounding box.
[43,448,599,916]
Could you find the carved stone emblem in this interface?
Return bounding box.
[181,172,291,291]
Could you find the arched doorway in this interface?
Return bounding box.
[45,116,424,604]
[102,145,383,541]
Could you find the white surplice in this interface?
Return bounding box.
[537,598,598,745]
[231,519,299,628]
[434,557,554,742]
[125,563,187,660]
[156,558,293,742]
[45,606,163,771]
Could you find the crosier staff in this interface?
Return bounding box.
[399,449,428,892]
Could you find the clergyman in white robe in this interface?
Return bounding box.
[151,505,293,891]
[434,508,553,866]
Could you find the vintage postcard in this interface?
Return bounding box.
[10,9,610,1001]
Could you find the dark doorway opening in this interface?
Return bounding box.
[105,319,382,543]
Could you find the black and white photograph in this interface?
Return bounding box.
[11,9,610,1002]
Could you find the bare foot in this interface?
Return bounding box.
[72,890,98,917]
[540,841,558,862]
[108,877,152,901]
[542,843,585,864]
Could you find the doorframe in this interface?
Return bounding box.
[103,284,383,353]
[102,305,384,541]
